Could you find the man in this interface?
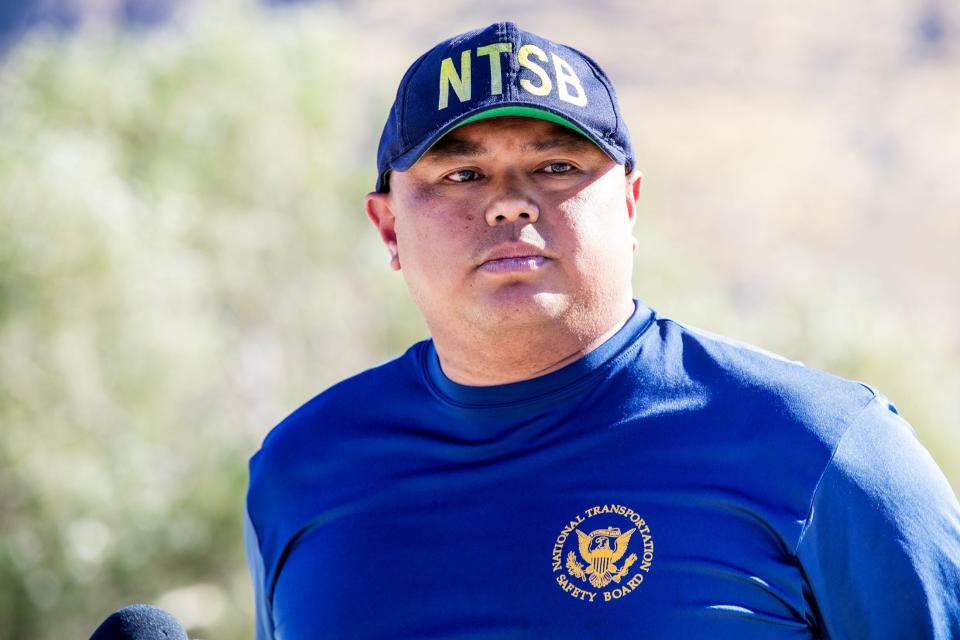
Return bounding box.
[245,22,960,639]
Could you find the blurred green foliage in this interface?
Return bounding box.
[0,2,956,639]
[0,3,423,638]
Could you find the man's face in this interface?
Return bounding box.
[366,117,642,337]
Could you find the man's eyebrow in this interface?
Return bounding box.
[524,132,596,153]
[420,129,596,161]
[422,137,487,160]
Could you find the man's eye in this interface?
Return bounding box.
[446,169,482,183]
[542,162,575,174]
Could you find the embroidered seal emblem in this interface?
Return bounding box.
[552,504,653,603]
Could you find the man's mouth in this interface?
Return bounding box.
[477,242,551,273]
[478,255,549,273]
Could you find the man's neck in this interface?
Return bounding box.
[431,298,636,387]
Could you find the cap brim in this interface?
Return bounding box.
[454,105,591,139]
[377,104,627,192]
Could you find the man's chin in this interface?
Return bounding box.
[470,289,570,327]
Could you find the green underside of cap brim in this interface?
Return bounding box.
[454,106,590,139]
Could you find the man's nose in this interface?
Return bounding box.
[484,172,540,227]
[484,187,540,227]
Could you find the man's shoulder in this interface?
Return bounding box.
[649,313,880,434]
[252,340,429,460]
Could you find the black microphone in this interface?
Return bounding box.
[89,604,188,640]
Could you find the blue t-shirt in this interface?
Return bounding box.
[245,301,960,639]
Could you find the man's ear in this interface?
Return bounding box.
[624,169,643,225]
[365,192,401,271]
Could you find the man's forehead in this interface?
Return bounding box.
[420,118,600,163]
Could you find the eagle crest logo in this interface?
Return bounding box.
[566,526,638,588]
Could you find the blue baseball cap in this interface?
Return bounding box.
[374,22,635,192]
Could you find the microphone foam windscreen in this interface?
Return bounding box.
[90,604,188,640]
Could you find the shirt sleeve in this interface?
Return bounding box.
[796,395,960,638]
[244,504,275,640]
